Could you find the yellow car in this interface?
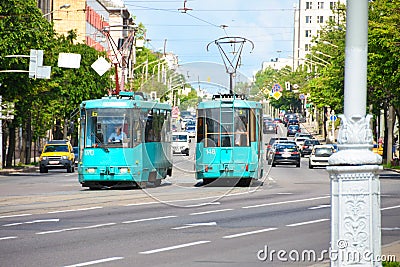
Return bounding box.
[372,144,383,156]
[39,140,75,173]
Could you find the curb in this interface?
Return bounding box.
[0,166,38,175]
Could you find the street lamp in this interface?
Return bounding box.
[42,4,71,19]
[321,40,338,48]
[315,51,333,58]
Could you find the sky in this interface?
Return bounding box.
[123,0,296,85]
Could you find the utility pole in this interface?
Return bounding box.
[327,1,382,266]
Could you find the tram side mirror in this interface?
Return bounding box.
[67,121,74,135]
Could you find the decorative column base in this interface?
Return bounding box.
[327,165,382,267]
[327,115,383,266]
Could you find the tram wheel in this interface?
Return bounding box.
[154,179,161,187]
[237,178,251,187]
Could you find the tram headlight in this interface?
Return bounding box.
[61,156,68,160]
[86,168,96,174]
[119,167,130,174]
[41,156,47,161]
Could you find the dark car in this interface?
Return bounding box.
[263,121,277,134]
[266,137,288,157]
[287,125,301,137]
[73,146,79,166]
[288,119,299,126]
[283,113,298,127]
[300,139,321,157]
[271,143,301,167]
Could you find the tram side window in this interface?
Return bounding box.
[197,110,205,143]
[145,109,164,142]
[234,109,249,147]
[205,110,220,147]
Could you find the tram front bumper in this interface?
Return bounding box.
[196,163,255,179]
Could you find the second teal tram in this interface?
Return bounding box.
[195,94,264,186]
[78,92,172,189]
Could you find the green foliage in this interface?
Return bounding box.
[382,261,400,267]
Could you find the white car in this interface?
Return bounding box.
[172,132,190,156]
[309,145,335,169]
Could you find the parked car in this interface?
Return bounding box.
[287,125,301,137]
[271,143,301,167]
[264,121,277,134]
[300,139,321,157]
[273,118,283,124]
[309,145,335,169]
[172,132,190,156]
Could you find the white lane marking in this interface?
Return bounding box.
[63,257,124,267]
[124,191,255,207]
[0,214,32,219]
[381,227,400,231]
[381,205,400,211]
[0,236,18,241]
[36,223,116,235]
[172,222,217,230]
[242,196,330,209]
[125,201,159,206]
[48,207,102,214]
[222,227,277,239]
[286,218,329,227]
[139,240,211,255]
[185,202,221,207]
[276,193,293,195]
[308,204,331,210]
[3,219,59,227]
[189,209,233,216]
[122,215,177,224]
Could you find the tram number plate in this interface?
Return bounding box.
[282,153,291,158]
[49,160,59,164]
[206,149,216,155]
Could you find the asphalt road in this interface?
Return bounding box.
[0,129,399,267]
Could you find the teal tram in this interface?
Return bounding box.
[78,92,172,189]
[195,94,264,186]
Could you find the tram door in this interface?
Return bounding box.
[220,106,233,164]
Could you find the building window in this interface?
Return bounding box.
[305,44,311,52]
[330,2,336,10]
[317,16,324,23]
[305,30,312,37]
[318,2,324,9]
[306,16,312,23]
[305,2,312,9]
[329,15,336,22]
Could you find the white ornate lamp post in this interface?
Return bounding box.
[327,1,382,266]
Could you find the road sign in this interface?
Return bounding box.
[299,94,305,100]
[330,115,337,121]
[272,91,282,100]
[272,83,282,92]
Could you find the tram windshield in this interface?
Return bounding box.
[84,108,142,148]
[197,107,253,147]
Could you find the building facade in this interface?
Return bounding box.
[293,0,343,70]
